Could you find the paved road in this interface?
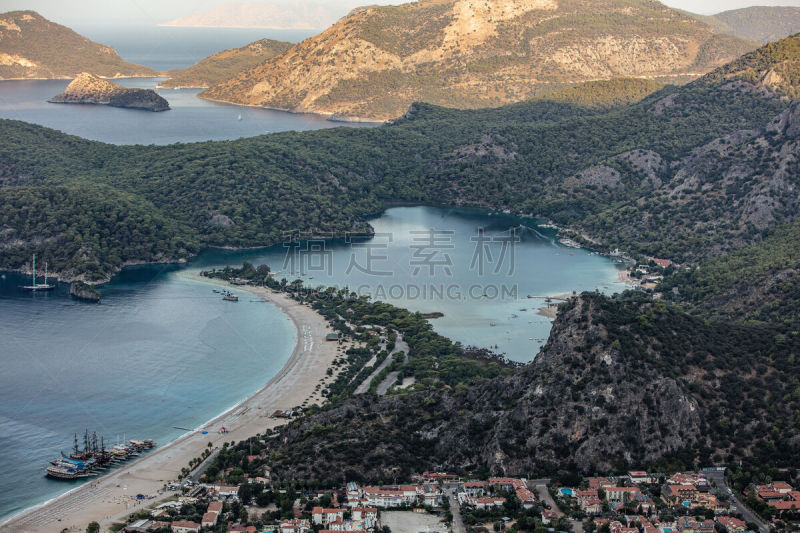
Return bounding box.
[705,470,768,533]
[447,490,466,533]
[534,481,562,516]
[187,448,219,483]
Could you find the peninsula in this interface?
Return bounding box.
[48,73,170,112]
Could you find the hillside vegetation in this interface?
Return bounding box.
[254,292,800,482]
[200,0,757,120]
[157,38,292,89]
[0,10,155,79]
[2,35,799,281]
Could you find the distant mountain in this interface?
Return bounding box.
[49,73,170,112]
[158,38,292,89]
[200,0,758,121]
[702,6,800,44]
[0,10,155,80]
[159,1,367,30]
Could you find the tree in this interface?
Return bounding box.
[86,522,100,533]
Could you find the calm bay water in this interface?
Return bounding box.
[0,27,626,523]
[193,207,628,363]
[0,267,296,521]
[0,26,376,145]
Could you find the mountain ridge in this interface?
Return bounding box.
[0,10,155,80]
[701,6,800,44]
[200,0,758,121]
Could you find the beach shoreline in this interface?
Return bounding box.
[0,273,347,533]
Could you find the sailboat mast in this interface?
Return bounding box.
[44,262,48,286]
[32,254,36,287]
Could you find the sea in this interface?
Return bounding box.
[0,26,377,145]
[0,26,627,522]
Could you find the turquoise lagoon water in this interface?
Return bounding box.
[0,26,627,523]
[0,207,626,521]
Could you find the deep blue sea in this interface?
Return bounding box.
[0,26,627,523]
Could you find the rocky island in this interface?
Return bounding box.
[48,73,170,112]
[69,281,100,302]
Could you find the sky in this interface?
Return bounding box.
[2,0,800,26]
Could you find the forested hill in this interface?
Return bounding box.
[200,0,757,121]
[0,36,799,282]
[0,11,155,79]
[157,38,292,89]
[256,291,800,482]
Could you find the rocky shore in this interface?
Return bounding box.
[48,72,170,112]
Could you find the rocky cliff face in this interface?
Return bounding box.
[49,73,170,112]
[0,10,155,79]
[201,0,757,120]
[260,295,712,482]
[256,292,800,482]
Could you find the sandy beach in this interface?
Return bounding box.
[1,274,346,533]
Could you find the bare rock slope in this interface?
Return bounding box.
[201,0,757,120]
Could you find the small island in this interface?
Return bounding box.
[69,281,100,302]
[48,72,170,112]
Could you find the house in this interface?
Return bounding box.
[227,526,257,533]
[516,487,537,509]
[463,481,487,497]
[208,501,223,513]
[587,477,614,490]
[475,497,506,510]
[716,516,747,532]
[541,510,559,525]
[488,477,525,492]
[280,519,311,533]
[363,486,415,507]
[667,473,706,487]
[577,490,603,514]
[312,507,345,526]
[171,521,202,533]
[418,483,443,506]
[605,487,643,509]
[202,511,219,528]
[653,258,672,268]
[629,471,657,485]
[676,517,714,533]
[352,507,378,529]
[326,333,340,341]
[421,471,457,482]
[663,484,698,503]
[214,485,241,498]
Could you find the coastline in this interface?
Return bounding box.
[0,273,347,533]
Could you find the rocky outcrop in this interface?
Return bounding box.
[201,0,757,121]
[69,281,100,302]
[49,73,169,111]
[259,295,714,481]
